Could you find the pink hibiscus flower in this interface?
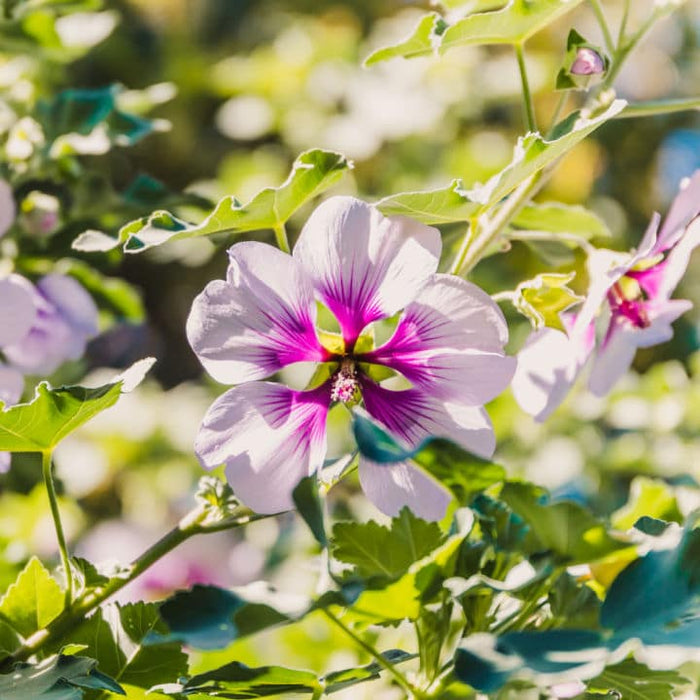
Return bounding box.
[187,196,515,520]
[513,171,700,421]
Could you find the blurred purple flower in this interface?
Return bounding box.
[2,273,99,376]
[514,171,700,420]
[187,196,515,520]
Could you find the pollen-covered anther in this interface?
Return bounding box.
[330,359,359,404]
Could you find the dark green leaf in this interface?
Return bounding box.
[293,476,327,547]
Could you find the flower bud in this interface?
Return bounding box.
[570,47,605,76]
[19,190,61,238]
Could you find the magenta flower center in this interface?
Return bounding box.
[608,281,650,329]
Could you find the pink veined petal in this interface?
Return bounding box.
[0,180,15,239]
[187,241,328,385]
[588,299,692,396]
[655,170,700,252]
[362,274,514,401]
[359,458,453,521]
[512,321,595,422]
[360,378,497,459]
[655,216,700,299]
[0,275,37,347]
[293,196,441,347]
[358,378,496,520]
[194,381,331,514]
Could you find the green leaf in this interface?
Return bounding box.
[352,411,505,507]
[0,557,64,638]
[510,202,611,239]
[376,179,480,225]
[0,655,124,699]
[148,585,293,650]
[612,477,683,531]
[364,13,447,66]
[439,0,586,53]
[0,359,154,452]
[513,272,583,331]
[499,482,628,563]
[376,102,624,230]
[74,149,351,253]
[177,662,320,697]
[293,476,327,547]
[435,0,506,11]
[332,508,443,582]
[586,659,690,700]
[323,650,415,693]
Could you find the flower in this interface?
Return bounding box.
[187,196,515,520]
[513,171,700,421]
[1,273,99,376]
[570,47,605,76]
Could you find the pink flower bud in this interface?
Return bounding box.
[570,47,605,76]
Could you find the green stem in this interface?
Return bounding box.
[588,0,615,55]
[618,0,630,45]
[616,97,700,120]
[42,450,72,605]
[322,608,423,699]
[515,43,536,133]
[547,92,568,137]
[0,508,268,666]
[454,172,543,276]
[448,219,477,276]
[273,222,291,254]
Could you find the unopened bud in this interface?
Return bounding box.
[19,190,61,238]
[570,47,605,76]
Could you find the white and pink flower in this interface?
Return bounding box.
[187,196,515,520]
[513,171,700,421]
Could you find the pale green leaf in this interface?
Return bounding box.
[587,659,690,700]
[73,149,351,253]
[513,272,583,331]
[0,557,64,638]
[439,0,586,53]
[364,13,446,66]
[0,360,153,452]
[511,201,611,238]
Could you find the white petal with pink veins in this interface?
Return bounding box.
[0,365,23,405]
[293,196,441,345]
[195,381,331,514]
[512,324,594,422]
[359,458,453,521]
[0,275,37,347]
[187,241,328,385]
[588,299,692,396]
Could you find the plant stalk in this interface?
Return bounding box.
[273,222,291,254]
[42,450,73,605]
[515,43,536,134]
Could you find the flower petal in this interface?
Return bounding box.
[187,241,328,385]
[363,274,514,401]
[3,275,98,375]
[359,458,452,521]
[293,196,441,346]
[360,378,496,459]
[0,275,37,347]
[512,321,595,422]
[0,365,23,405]
[588,299,692,396]
[655,216,700,299]
[0,180,15,239]
[656,170,700,252]
[195,381,330,514]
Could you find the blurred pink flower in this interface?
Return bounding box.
[514,171,700,420]
[188,196,515,520]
